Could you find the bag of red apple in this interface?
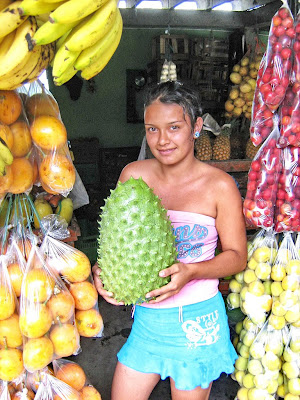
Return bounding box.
[274,146,300,232]
[19,244,81,373]
[34,373,80,400]
[278,14,300,149]
[244,119,283,229]
[52,359,103,400]
[268,233,300,331]
[257,0,294,113]
[0,255,24,382]
[250,53,277,147]
[40,235,104,338]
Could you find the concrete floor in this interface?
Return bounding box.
[69,297,240,400]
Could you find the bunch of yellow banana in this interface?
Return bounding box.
[0,0,56,90]
[30,0,122,85]
[0,137,13,177]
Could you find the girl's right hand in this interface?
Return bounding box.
[92,263,125,306]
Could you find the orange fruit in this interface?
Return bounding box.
[0,347,23,381]
[0,123,13,150]
[10,120,32,157]
[53,391,80,400]
[50,323,80,358]
[23,268,55,302]
[75,309,103,338]
[0,313,22,348]
[0,164,13,194]
[55,362,86,391]
[16,237,32,261]
[0,90,22,125]
[58,249,91,283]
[0,284,15,320]
[27,366,54,392]
[25,93,60,119]
[23,336,54,372]
[69,281,98,311]
[19,302,53,338]
[7,262,24,297]
[31,115,67,151]
[47,290,75,323]
[80,386,102,400]
[32,159,39,185]
[9,157,34,194]
[39,153,75,195]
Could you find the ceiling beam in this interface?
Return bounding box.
[120,0,281,30]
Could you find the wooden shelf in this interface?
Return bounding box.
[205,159,251,173]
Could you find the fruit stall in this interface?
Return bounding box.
[1,0,300,399]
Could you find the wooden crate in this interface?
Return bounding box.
[152,35,189,61]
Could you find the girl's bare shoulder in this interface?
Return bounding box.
[119,159,157,182]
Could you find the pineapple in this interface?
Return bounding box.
[195,131,212,161]
[245,137,261,159]
[212,127,231,160]
[97,177,178,305]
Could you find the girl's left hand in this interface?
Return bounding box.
[145,262,193,303]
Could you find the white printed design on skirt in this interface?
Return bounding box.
[181,310,220,348]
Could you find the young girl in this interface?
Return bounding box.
[93,81,247,400]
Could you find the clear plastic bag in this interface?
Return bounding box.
[34,373,80,400]
[19,245,81,372]
[52,359,102,400]
[274,146,300,232]
[258,1,294,112]
[244,121,283,228]
[41,235,103,338]
[269,233,300,331]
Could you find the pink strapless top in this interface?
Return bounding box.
[142,210,219,309]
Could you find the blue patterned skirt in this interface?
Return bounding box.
[117,292,237,391]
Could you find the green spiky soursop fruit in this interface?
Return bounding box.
[97,177,178,305]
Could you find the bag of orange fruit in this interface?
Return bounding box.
[19,244,81,373]
[23,80,76,197]
[40,235,103,338]
[53,359,102,400]
[35,373,81,400]
[0,255,24,383]
[0,89,35,196]
[6,234,27,299]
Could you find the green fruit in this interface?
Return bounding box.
[97,177,178,305]
[55,198,73,225]
[33,199,53,229]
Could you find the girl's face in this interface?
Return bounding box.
[144,100,202,165]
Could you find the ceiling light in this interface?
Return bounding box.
[174,1,198,10]
[118,0,127,7]
[136,1,162,8]
[212,2,233,11]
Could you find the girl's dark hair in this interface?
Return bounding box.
[144,81,202,128]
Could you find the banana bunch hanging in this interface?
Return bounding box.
[0,0,123,89]
[160,59,177,83]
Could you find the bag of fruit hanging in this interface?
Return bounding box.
[19,244,81,373]
[244,119,283,229]
[269,233,300,331]
[277,13,300,149]
[257,1,294,113]
[239,229,277,327]
[236,319,287,399]
[52,358,103,400]
[35,373,80,400]
[23,80,76,197]
[274,146,300,232]
[281,325,300,389]
[40,234,103,338]
[0,255,24,382]
[0,89,35,196]
[26,366,55,394]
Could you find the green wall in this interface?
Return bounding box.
[48,27,267,149]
